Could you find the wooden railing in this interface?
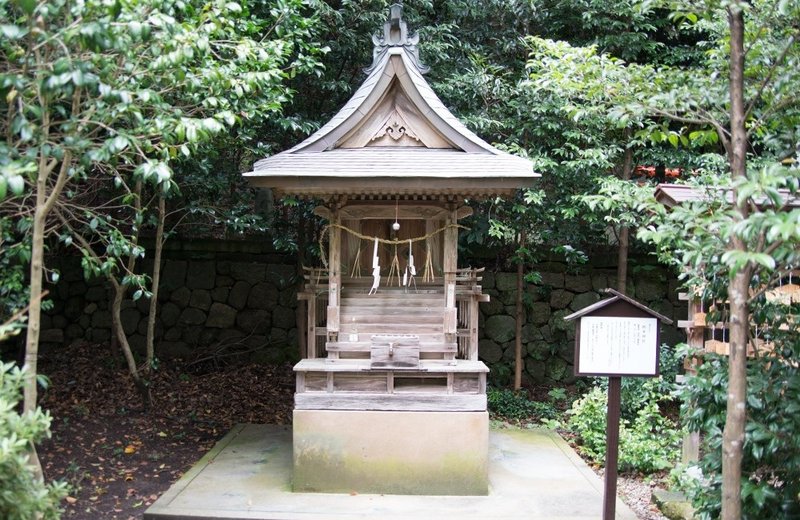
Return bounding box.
[298,267,329,359]
[452,267,489,361]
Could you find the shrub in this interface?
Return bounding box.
[566,379,681,473]
[593,343,682,422]
[0,362,67,519]
[487,387,560,422]
[679,334,800,519]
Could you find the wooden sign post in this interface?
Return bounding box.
[564,289,672,520]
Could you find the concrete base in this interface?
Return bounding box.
[293,410,488,495]
[145,424,639,520]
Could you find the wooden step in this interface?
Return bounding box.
[341,298,443,306]
[342,291,443,297]
[327,342,457,353]
[339,315,443,325]
[295,358,489,373]
[335,333,446,343]
[339,323,443,334]
[341,306,443,314]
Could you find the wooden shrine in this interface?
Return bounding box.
[245,4,535,496]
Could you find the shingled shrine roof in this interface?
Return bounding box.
[244,3,536,200]
[654,183,800,209]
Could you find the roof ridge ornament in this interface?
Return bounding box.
[365,3,429,75]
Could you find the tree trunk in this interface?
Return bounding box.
[616,227,629,294]
[23,79,74,475]
[514,232,526,390]
[111,279,152,409]
[23,193,47,481]
[616,135,633,295]
[145,194,166,373]
[721,7,748,519]
[22,112,67,417]
[723,268,749,519]
[24,133,71,482]
[24,206,46,416]
[70,182,152,410]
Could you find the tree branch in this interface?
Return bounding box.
[747,94,800,139]
[744,32,798,122]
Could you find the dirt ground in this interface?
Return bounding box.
[37,341,295,520]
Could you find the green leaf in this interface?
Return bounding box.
[0,177,6,199]
[7,175,24,195]
[0,24,28,39]
[667,133,679,148]
[109,135,129,153]
[14,0,36,16]
[34,374,51,392]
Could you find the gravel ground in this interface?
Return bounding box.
[593,468,669,520]
[618,476,669,520]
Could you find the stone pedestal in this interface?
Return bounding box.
[292,409,489,495]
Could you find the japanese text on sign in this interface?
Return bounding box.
[577,317,658,376]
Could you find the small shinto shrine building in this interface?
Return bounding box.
[245,5,536,495]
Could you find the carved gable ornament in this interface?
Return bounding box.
[336,79,453,149]
[368,106,423,147]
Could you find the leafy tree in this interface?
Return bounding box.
[0,0,325,416]
[573,0,800,514]
[478,0,798,512]
[641,2,799,516]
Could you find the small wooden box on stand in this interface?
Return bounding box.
[564,288,673,520]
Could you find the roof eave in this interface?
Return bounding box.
[244,174,536,200]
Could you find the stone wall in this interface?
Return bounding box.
[476,260,686,386]
[37,241,685,384]
[39,240,300,364]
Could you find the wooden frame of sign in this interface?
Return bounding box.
[565,288,671,378]
[564,288,672,520]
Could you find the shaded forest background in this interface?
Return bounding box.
[1,1,798,519]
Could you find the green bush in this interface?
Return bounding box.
[0,362,67,519]
[566,380,681,473]
[487,387,560,422]
[593,343,682,422]
[678,330,800,519]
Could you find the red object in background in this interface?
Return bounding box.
[634,165,682,179]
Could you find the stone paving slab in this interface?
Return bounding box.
[145,424,637,520]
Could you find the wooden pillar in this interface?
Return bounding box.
[306,293,317,359]
[603,377,622,520]
[681,293,704,463]
[443,202,457,338]
[327,205,341,342]
[468,294,479,360]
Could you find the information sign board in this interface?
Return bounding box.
[576,317,659,376]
